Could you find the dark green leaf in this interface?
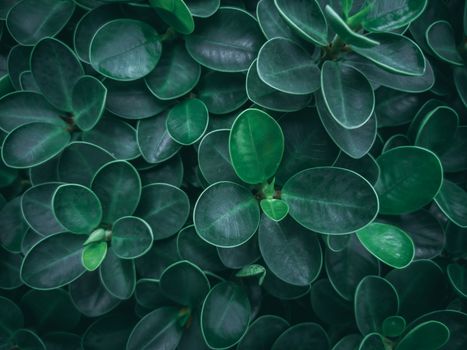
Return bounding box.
[0,247,22,289]
[111,216,153,259]
[426,20,463,66]
[447,263,467,299]
[434,180,467,228]
[99,249,135,299]
[396,321,449,350]
[82,313,133,349]
[0,296,23,337]
[271,322,329,350]
[237,315,289,350]
[310,279,353,325]
[256,0,302,42]
[166,98,208,145]
[382,316,406,337]
[71,75,106,131]
[0,197,28,253]
[185,0,219,17]
[149,0,194,34]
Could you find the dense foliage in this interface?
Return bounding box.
[0,0,467,349]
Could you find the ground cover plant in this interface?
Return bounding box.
[0,0,466,349]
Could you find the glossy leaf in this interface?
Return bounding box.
[256,0,302,42]
[229,108,284,184]
[111,216,153,259]
[135,183,190,240]
[166,98,208,145]
[185,7,264,72]
[99,249,135,300]
[352,33,425,76]
[52,184,102,234]
[426,20,463,66]
[357,223,415,268]
[271,322,329,350]
[82,242,107,271]
[2,122,70,169]
[0,197,28,253]
[160,260,210,306]
[90,19,162,81]
[434,180,467,228]
[21,233,86,289]
[201,282,250,349]
[259,215,322,286]
[257,37,320,95]
[382,316,406,337]
[194,181,260,247]
[149,0,194,34]
[354,276,399,335]
[282,167,379,234]
[31,38,83,111]
[237,315,289,350]
[396,321,450,350]
[91,160,141,224]
[375,146,443,215]
[260,199,289,221]
[321,61,374,129]
[71,75,107,131]
[274,0,328,46]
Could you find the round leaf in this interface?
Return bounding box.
[21,233,86,289]
[160,260,210,306]
[356,223,415,269]
[2,122,70,169]
[82,241,107,271]
[185,7,264,72]
[257,37,320,95]
[321,61,374,129]
[271,323,329,350]
[111,216,153,259]
[396,321,450,350]
[434,180,467,228]
[282,167,379,234]
[426,20,463,66]
[382,316,406,337]
[259,215,322,286]
[260,199,289,221]
[149,0,194,34]
[90,19,162,81]
[201,282,251,349]
[447,264,467,298]
[99,249,135,299]
[237,315,289,350]
[166,98,208,145]
[229,108,284,184]
[194,181,260,248]
[374,146,443,215]
[52,184,102,234]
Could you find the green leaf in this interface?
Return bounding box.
[274,0,328,46]
[6,0,75,45]
[57,141,114,186]
[262,265,311,300]
[71,75,107,131]
[6,44,32,90]
[82,241,107,271]
[246,60,312,112]
[90,19,162,81]
[382,316,406,337]
[21,233,86,289]
[316,93,377,159]
[260,199,289,221]
[31,38,84,112]
[0,247,23,289]
[185,0,219,17]
[104,79,168,120]
[135,279,172,310]
[126,307,184,350]
[194,181,260,247]
[21,183,65,236]
[310,279,353,325]
[2,122,70,169]
[325,235,380,300]
[144,43,201,100]
[271,323,329,350]
[434,180,467,228]
[282,167,379,234]
[375,87,424,128]
[358,333,385,350]
[140,153,184,187]
[414,106,458,156]
[9,329,46,350]
[99,249,135,299]
[166,98,209,145]
[362,0,427,32]
[324,5,379,48]
[185,7,264,72]
[137,113,182,164]
[52,184,102,234]
[356,222,415,269]
[454,67,467,108]
[160,260,210,306]
[396,321,450,350]
[257,38,320,95]
[0,296,23,338]
[332,334,362,350]
[196,70,248,114]
[217,233,260,269]
[352,33,425,76]
[111,216,153,259]
[149,0,194,35]
[82,314,133,349]
[447,264,467,298]
[256,0,302,42]
[201,282,251,349]
[354,276,399,335]
[259,215,322,286]
[91,160,141,224]
[321,61,374,129]
[426,20,463,66]
[374,146,443,215]
[237,315,289,350]
[333,152,380,185]
[0,197,28,253]
[229,108,284,184]
[135,183,190,240]
[198,129,241,184]
[0,91,63,132]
